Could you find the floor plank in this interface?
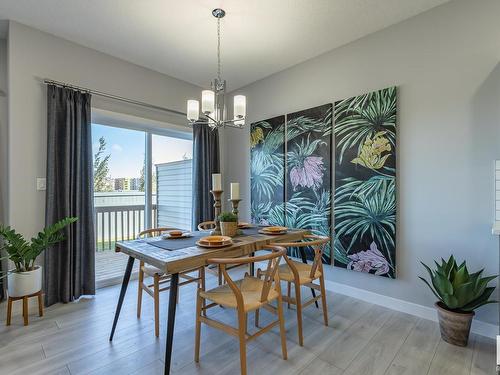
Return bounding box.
[470,334,497,375]
[427,336,476,375]
[385,318,440,375]
[0,275,495,375]
[343,311,417,375]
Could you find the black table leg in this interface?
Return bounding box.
[109,256,135,341]
[249,252,255,276]
[299,248,319,308]
[164,273,179,375]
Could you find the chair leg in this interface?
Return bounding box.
[295,283,303,346]
[319,275,329,326]
[137,264,144,318]
[276,298,288,360]
[237,308,248,375]
[199,267,207,317]
[217,264,223,285]
[254,308,260,328]
[194,292,202,362]
[287,281,291,309]
[6,297,12,326]
[37,291,44,317]
[154,274,160,338]
[22,296,28,326]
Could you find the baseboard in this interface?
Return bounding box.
[323,279,498,339]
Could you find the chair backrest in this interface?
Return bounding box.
[138,227,180,238]
[207,245,286,305]
[270,234,330,279]
[197,221,216,231]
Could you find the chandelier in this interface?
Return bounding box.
[186,8,246,129]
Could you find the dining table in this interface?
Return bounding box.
[109,227,308,375]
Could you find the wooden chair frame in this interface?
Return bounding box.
[197,220,247,285]
[136,227,205,337]
[195,246,288,375]
[268,234,330,346]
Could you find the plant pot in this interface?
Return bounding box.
[435,302,474,347]
[220,221,238,237]
[7,266,42,297]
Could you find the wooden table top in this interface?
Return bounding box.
[115,229,307,275]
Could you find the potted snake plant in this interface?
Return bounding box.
[219,212,238,237]
[419,255,497,346]
[0,217,77,297]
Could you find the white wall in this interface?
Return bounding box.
[225,0,500,325]
[6,21,202,238]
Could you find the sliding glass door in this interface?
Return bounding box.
[91,122,192,287]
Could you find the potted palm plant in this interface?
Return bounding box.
[419,255,497,346]
[0,217,77,297]
[219,212,238,237]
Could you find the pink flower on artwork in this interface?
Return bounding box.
[347,242,389,276]
[289,156,324,191]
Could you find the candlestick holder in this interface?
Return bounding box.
[210,190,223,235]
[229,198,242,235]
[229,199,242,219]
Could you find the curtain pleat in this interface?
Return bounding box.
[44,85,95,306]
[192,123,220,230]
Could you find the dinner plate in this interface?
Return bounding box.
[260,226,288,232]
[161,232,192,239]
[196,235,233,248]
[237,222,252,229]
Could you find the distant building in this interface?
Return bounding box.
[129,178,140,191]
[114,178,125,191]
[113,177,140,191]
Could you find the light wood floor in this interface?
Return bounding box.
[0,269,495,375]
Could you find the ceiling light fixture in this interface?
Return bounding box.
[186,8,246,129]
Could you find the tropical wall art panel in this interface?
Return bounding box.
[333,86,397,278]
[250,115,286,226]
[286,104,333,264]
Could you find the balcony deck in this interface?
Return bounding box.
[95,250,140,288]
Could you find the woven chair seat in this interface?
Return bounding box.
[200,276,279,312]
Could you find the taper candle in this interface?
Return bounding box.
[212,173,222,191]
[230,183,240,200]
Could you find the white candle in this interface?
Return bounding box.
[187,100,199,121]
[230,183,240,200]
[233,95,246,119]
[212,173,222,191]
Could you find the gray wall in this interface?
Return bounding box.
[0,38,7,225]
[6,21,202,239]
[224,0,500,325]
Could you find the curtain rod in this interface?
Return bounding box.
[42,78,187,118]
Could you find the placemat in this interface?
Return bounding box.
[146,231,206,251]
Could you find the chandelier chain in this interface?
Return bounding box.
[217,17,221,82]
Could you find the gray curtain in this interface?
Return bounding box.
[44,85,95,306]
[0,247,4,301]
[192,123,220,230]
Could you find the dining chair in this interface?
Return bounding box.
[137,227,205,337]
[197,221,216,231]
[265,234,330,346]
[197,220,246,286]
[194,245,288,375]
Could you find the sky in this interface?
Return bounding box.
[92,123,192,178]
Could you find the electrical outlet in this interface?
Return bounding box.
[36,178,46,191]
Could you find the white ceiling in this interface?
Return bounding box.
[0,0,451,90]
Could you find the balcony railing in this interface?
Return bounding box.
[94,201,157,251]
